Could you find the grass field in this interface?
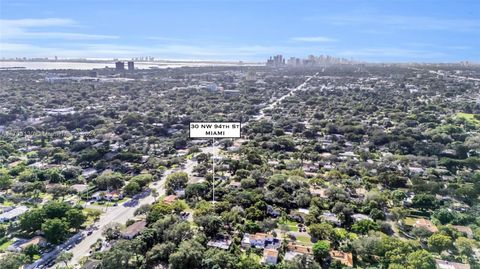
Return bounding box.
[295,234,313,245]
[403,217,419,226]
[456,112,480,125]
[278,219,300,232]
[1,201,14,206]
[0,239,14,251]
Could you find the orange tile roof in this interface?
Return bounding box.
[20,236,46,250]
[287,243,312,254]
[251,233,270,240]
[414,219,438,233]
[163,195,177,204]
[330,250,353,267]
[264,249,279,258]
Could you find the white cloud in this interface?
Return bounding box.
[337,47,447,61]
[291,36,338,42]
[0,41,325,61]
[0,18,76,28]
[147,37,186,42]
[0,18,117,41]
[305,14,480,32]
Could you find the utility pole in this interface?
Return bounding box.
[212,137,215,204]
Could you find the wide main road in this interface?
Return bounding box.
[69,158,191,266]
[250,73,318,123]
[68,73,316,266]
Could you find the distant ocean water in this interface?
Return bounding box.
[0,61,259,70]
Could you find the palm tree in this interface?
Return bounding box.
[56,251,73,267]
[151,188,159,202]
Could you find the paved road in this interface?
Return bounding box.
[68,146,213,266]
[250,73,318,123]
[26,232,83,269]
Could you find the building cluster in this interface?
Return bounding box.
[115,61,135,71]
[266,55,285,67]
[266,54,355,67]
[130,56,155,62]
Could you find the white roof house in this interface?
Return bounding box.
[0,206,28,223]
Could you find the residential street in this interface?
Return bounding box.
[67,145,214,266]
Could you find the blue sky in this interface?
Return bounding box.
[0,0,479,62]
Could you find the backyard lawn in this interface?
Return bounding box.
[278,219,300,232]
[456,112,480,125]
[0,239,14,251]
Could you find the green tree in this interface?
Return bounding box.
[412,193,437,210]
[455,237,476,257]
[165,172,188,194]
[194,215,222,237]
[237,253,264,269]
[19,208,45,233]
[280,254,321,269]
[66,208,87,230]
[151,188,159,202]
[43,201,71,219]
[427,233,453,253]
[145,242,176,266]
[351,219,380,234]
[95,172,124,190]
[0,253,26,269]
[312,240,330,262]
[202,248,238,269]
[56,251,73,267]
[130,174,153,187]
[18,169,38,182]
[100,240,136,269]
[309,222,334,240]
[147,202,173,223]
[102,222,122,241]
[433,208,455,224]
[169,239,205,269]
[390,207,408,221]
[124,181,141,196]
[164,222,193,245]
[411,227,433,239]
[388,264,406,269]
[0,169,12,190]
[44,168,65,183]
[42,218,69,244]
[406,250,435,269]
[23,244,40,263]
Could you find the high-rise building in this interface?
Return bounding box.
[127,61,135,71]
[115,61,125,71]
[266,55,285,67]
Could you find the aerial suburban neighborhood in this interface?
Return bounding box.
[1,0,480,268]
[0,58,478,269]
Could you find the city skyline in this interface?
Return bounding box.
[1,0,479,62]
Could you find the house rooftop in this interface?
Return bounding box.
[251,233,272,240]
[414,218,438,233]
[0,206,28,221]
[435,259,471,269]
[163,195,177,204]
[330,250,354,267]
[19,236,46,250]
[264,248,278,258]
[122,220,147,239]
[207,236,232,250]
[287,243,312,255]
[452,225,473,238]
